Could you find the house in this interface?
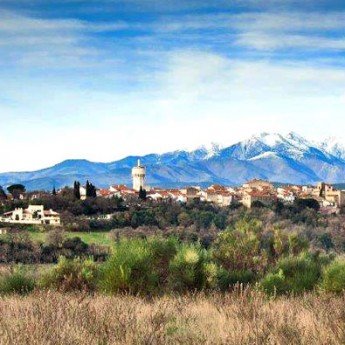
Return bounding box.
[242,191,276,208]
[185,187,201,203]
[79,186,87,200]
[243,179,274,191]
[205,186,234,207]
[1,205,60,226]
[277,187,296,203]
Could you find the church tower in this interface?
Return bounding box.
[132,159,146,191]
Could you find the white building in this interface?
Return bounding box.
[132,160,146,192]
[1,205,60,226]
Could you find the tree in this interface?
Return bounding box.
[0,186,7,201]
[7,184,25,199]
[52,186,57,196]
[138,187,147,201]
[294,198,320,212]
[178,212,193,227]
[251,200,265,208]
[73,181,81,200]
[86,180,97,198]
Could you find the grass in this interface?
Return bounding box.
[0,290,344,344]
[28,231,113,246]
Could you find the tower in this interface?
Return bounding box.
[132,159,146,192]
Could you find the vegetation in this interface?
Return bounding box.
[1,194,345,342]
[321,259,345,293]
[0,231,109,264]
[39,256,98,292]
[0,185,7,200]
[0,266,35,295]
[0,291,344,344]
[1,219,344,296]
[6,184,26,199]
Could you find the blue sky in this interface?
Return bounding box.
[0,0,345,171]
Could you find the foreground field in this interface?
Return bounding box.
[0,291,344,345]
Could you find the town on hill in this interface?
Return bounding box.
[1,159,344,227]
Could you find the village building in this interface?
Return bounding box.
[109,184,136,197]
[243,179,274,191]
[311,182,345,207]
[79,186,87,200]
[205,185,234,207]
[242,191,276,208]
[185,187,201,203]
[277,187,296,203]
[1,205,60,226]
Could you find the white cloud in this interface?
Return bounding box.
[235,33,345,51]
[0,8,345,172]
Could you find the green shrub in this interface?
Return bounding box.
[39,256,98,292]
[259,270,286,295]
[168,243,214,292]
[0,267,35,295]
[99,239,158,295]
[212,219,266,272]
[149,237,178,287]
[260,254,321,295]
[321,260,345,293]
[218,269,255,291]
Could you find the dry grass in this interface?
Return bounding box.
[0,290,344,345]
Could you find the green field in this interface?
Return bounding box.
[28,231,113,246]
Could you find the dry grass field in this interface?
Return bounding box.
[0,290,344,345]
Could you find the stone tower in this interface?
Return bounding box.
[132,159,146,192]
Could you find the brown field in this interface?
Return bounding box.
[0,290,344,345]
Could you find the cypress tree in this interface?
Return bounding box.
[139,186,147,200]
[74,181,81,199]
[86,180,97,198]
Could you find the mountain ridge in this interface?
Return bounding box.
[1,132,345,191]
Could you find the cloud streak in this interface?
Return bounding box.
[0,3,344,171]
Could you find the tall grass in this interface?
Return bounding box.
[0,291,344,344]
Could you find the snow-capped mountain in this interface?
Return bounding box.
[317,137,345,160]
[1,132,345,190]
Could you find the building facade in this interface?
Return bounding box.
[1,205,60,226]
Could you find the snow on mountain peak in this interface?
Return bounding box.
[249,151,278,161]
[230,132,317,161]
[192,142,222,160]
[317,137,345,160]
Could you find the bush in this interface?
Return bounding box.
[212,219,266,272]
[260,254,322,295]
[168,243,215,292]
[321,260,345,293]
[218,269,255,291]
[0,267,35,295]
[149,237,178,287]
[99,239,158,295]
[39,256,98,292]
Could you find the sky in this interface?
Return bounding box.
[0,0,345,172]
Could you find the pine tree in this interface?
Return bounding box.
[52,186,57,195]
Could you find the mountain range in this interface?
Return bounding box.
[1,132,345,191]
